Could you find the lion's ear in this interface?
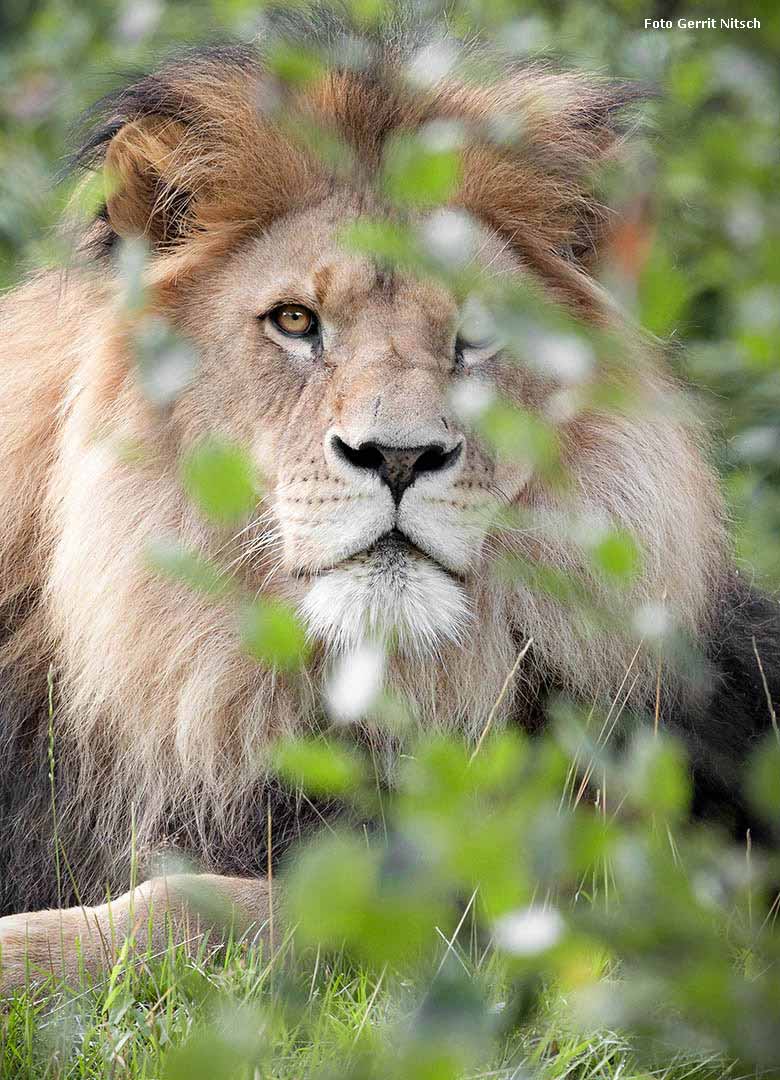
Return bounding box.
[561,82,650,266]
[457,75,649,273]
[77,59,325,268]
[103,117,192,247]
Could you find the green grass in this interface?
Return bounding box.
[3,728,777,1079]
[0,931,740,1080]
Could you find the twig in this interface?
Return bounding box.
[752,636,779,744]
[470,638,533,764]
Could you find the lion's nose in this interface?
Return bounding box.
[331,436,462,504]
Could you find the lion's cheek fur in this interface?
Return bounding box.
[502,407,729,700]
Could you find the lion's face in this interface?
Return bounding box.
[174,198,530,655]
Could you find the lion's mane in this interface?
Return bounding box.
[0,19,774,913]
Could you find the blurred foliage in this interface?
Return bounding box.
[2,1,780,1078]
[182,438,260,525]
[5,727,780,1078]
[2,0,779,579]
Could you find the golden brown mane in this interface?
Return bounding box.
[0,32,728,919]
[72,41,645,311]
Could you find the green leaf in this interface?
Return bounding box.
[591,529,642,582]
[273,738,364,796]
[345,0,386,27]
[479,402,559,474]
[639,247,691,337]
[164,1005,267,1080]
[382,133,461,207]
[626,732,691,820]
[746,734,780,822]
[146,538,231,598]
[286,835,376,947]
[266,43,326,86]
[116,237,149,316]
[468,731,528,792]
[287,832,450,965]
[134,316,197,406]
[340,217,422,266]
[239,598,309,670]
[181,438,258,524]
[73,168,118,222]
[164,1031,244,1080]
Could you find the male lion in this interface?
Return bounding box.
[0,20,778,988]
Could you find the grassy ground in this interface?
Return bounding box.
[1,733,768,1079]
[1,930,741,1080]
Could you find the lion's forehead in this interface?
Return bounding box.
[218,196,510,347]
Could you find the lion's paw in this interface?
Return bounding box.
[0,907,94,993]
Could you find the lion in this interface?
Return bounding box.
[0,18,777,989]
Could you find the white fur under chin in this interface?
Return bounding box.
[300,544,472,657]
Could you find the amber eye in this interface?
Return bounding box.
[269,304,317,338]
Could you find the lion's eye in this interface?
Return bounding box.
[455,332,499,370]
[455,297,500,368]
[269,304,318,338]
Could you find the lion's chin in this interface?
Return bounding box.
[299,540,472,657]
